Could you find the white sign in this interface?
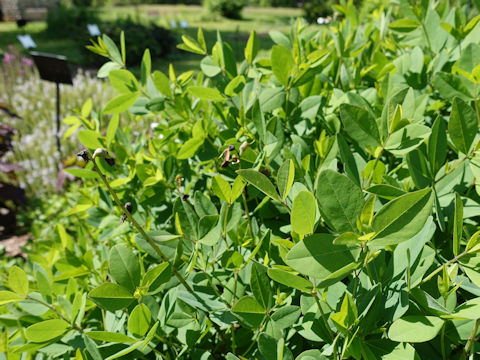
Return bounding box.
[17,34,36,49]
[87,24,101,36]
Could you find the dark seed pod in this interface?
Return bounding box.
[105,157,115,166]
[182,194,189,201]
[228,144,235,151]
[77,150,89,162]
[221,159,230,168]
[121,202,133,223]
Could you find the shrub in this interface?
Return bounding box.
[101,19,176,66]
[46,5,101,38]
[4,1,480,359]
[204,0,246,19]
[302,0,336,23]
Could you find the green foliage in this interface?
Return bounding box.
[4,1,480,359]
[203,0,246,19]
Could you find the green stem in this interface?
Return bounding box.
[25,295,82,332]
[242,192,254,239]
[434,154,472,184]
[232,270,238,307]
[421,250,468,284]
[312,290,334,340]
[88,153,227,343]
[465,318,480,356]
[223,203,231,248]
[90,157,194,294]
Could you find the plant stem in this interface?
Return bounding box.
[421,250,468,284]
[232,270,238,307]
[88,153,227,342]
[242,191,254,239]
[312,290,334,340]
[223,203,231,248]
[90,157,194,293]
[25,295,82,332]
[465,318,480,357]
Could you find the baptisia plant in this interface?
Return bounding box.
[2,0,480,359]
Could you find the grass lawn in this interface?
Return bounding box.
[0,5,303,73]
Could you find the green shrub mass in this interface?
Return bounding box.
[4,0,480,359]
[203,0,247,19]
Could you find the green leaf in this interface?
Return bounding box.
[448,97,478,154]
[277,159,295,200]
[78,129,104,149]
[428,116,447,175]
[286,234,356,284]
[267,268,312,292]
[370,188,433,246]
[299,96,322,120]
[109,245,141,293]
[141,263,170,291]
[232,296,265,314]
[259,87,285,112]
[237,169,281,202]
[201,56,222,77]
[221,250,244,269]
[250,263,273,311]
[340,104,381,147]
[251,100,266,143]
[109,70,139,94]
[8,266,28,296]
[102,34,122,65]
[225,75,246,97]
[188,86,226,101]
[331,293,357,331]
[433,72,475,102]
[0,290,24,305]
[366,184,406,200]
[106,114,119,146]
[88,283,134,311]
[270,305,301,329]
[316,170,364,233]
[64,168,100,179]
[152,71,171,98]
[271,45,294,86]
[388,316,444,342]
[337,133,360,186]
[245,30,259,64]
[388,18,420,32]
[453,193,463,257]
[231,176,246,203]
[177,136,204,160]
[385,124,431,156]
[103,93,139,114]
[232,296,265,328]
[97,61,122,78]
[179,34,205,54]
[86,331,136,343]
[443,297,480,320]
[140,49,151,86]
[25,319,70,342]
[128,303,151,338]
[291,191,316,237]
[212,175,232,204]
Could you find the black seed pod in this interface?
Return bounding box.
[125,202,133,213]
[228,144,235,151]
[77,150,89,162]
[182,194,189,201]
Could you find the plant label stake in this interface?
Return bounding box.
[30,52,73,163]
